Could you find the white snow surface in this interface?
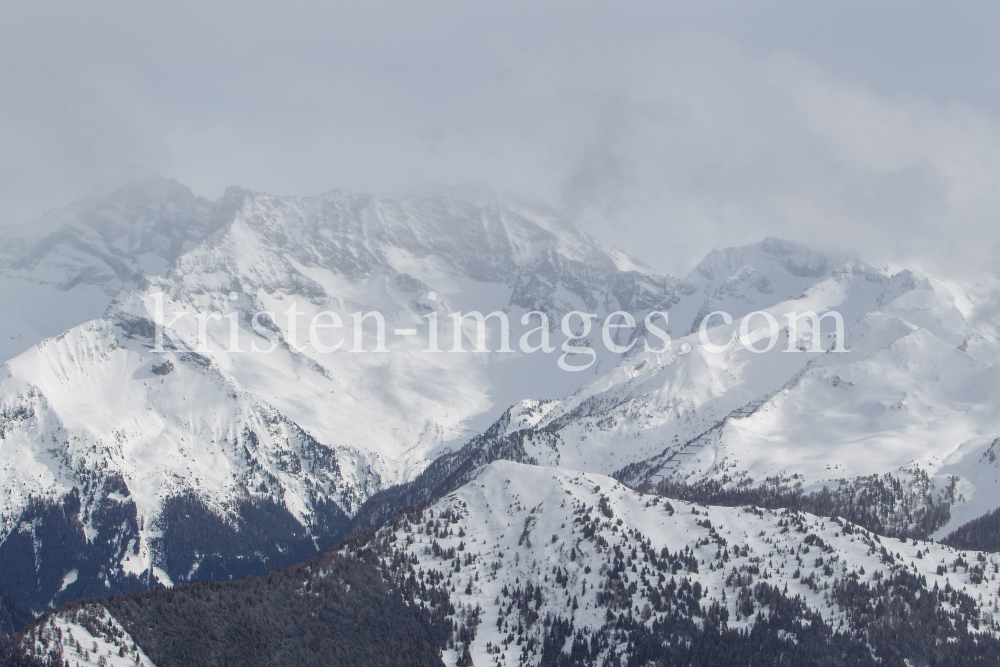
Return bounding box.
[15,604,157,667]
[364,461,1000,667]
[0,178,674,581]
[493,255,1000,537]
[2,177,1000,594]
[16,461,1000,667]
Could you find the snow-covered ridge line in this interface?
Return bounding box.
[4,174,1000,624]
[7,460,1000,667]
[357,461,1000,667]
[0,177,683,610]
[13,604,156,667]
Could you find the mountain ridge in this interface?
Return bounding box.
[2,176,1000,636]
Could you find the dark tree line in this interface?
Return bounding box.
[0,587,32,648]
[645,471,953,541]
[942,506,1000,553]
[1,512,456,667]
[0,476,150,613]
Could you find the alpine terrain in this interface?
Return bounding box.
[3,176,1000,666]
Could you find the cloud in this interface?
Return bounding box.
[379,30,1000,277]
[2,1,1000,278]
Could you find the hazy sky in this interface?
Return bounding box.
[2,1,999,276]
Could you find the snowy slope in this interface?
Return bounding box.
[14,460,999,667]
[368,461,1000,667]
[665,237,844,337]
[0,177,220,362]
[456,252,1000,539]
[0,180,678,607]
[4,176,1000,619]
[14,604,156,667]
[0,319,353,578]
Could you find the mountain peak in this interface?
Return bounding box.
[689,236,835,284]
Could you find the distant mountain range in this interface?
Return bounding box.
[2,177,1000,666]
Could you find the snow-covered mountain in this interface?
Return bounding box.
[370,461,1000,666]
[448,253,1000,542]
[0,178,676,609]
[3,176,1000,626]
[0,178,220,362]
[10,461,1000,667]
